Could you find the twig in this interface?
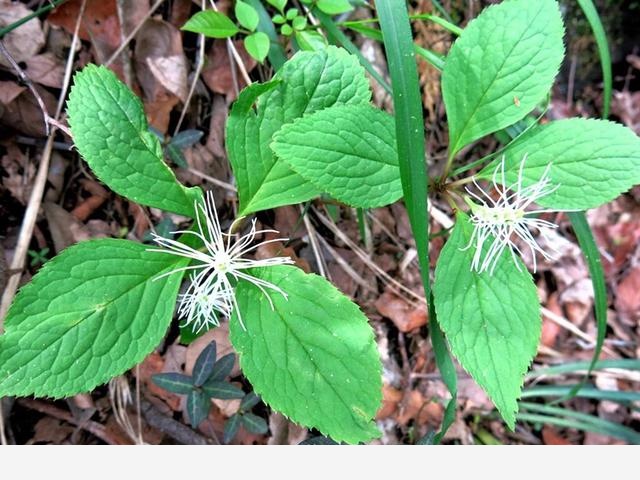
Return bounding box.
[104,0,165,68]
[18,398,131,445]
[185,166,237,192]
[208,0,252,86]
[301,206,328,278]
[140,399,210,445]
[0,0,86,327]
[174,0,207,135]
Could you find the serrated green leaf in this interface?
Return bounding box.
[295,30,327,51]
[152,373,194,394]
[235,0,259,31]
[182,11,239,38]
[208,352,235,381]
[241,413,269,434]
[244,31,270,62]
[480,118,640,210]
[192,341,217,387]
[187,390,210,428]
[202,380,245,399]
[317,0,354,15]
[433,214,541,428]
[442,0,564,157]
[67,65,201,217]
[226,46,371,215]
[0,239,187,398]
[224,414,241,444]
[229,266,382,444]
[272,104,402,208]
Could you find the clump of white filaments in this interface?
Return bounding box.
[463,154,567,275]
[148,191,294,333]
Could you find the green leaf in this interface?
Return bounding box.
[292,16,307,31]
[240,392,261,410]
[482,118,640,210]
[152,373,194,394]
[187,390,210,428]
[229,266,382,444]
[294,30,327,51]
[241,413,269,434]
[244,31,270,62]
[67,65,201,217]
[235,0,259,31]
[224,414,241,444]
[266,0,287,12]
[433,214,541,428]
[442,0,564,157]
[271,104,402,208]
[226,46,371,215]
[0,239,187,398]
[202,380,245,400]
[182,11,239,38]
[209,352,235,381]
[192,341,217,387]
[285,8,299,20]
[317,0,354,15]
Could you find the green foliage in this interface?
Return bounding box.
[152,341,247,428]
[67,65,201,217]
[317,0,354,15]
[244,31,270,62]
[442,0,564,157]
[181,11,239,38]
[226,46,371,215]
[0,239,187,397]
[433,214,541,428]
[229,266,382,444]
[235,0,260,31]
[266,0,287,12]
[271,104,402,208]
[482,119,640,210]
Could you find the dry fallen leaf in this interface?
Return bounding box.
[184,325,239,378]
[43,202,92,253]
[147,54,188,103]
[375,290,428,332]
[201,40,256,100]
[0,81,25,105]
[25,53,66,88]
[0,1,45,67]
[615,267,640,323]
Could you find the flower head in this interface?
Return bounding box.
[463,154,566,275]
[149,191,294,332]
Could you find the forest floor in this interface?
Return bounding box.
[0,0,638,445]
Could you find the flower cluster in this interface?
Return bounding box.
[149,191,293,332]
[463,155,566,275]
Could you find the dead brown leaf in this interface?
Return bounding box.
[0,1,45,67]
[376,384,403,420]
[0,81,25,105]
[25,53,66,88]
[43,202,92,253]
[184,325,239,378]
[0,84,57,137]
[375,290,427,332]
[267,412,308,445]
[542,426,572,445]
[616,268,640,323]
[201,40,256,100]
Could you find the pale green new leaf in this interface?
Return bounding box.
[0,239,187,398]
[244,31,270,62]
[317,0,354,15]
[481,118,640,210]
[67,65,200,217]
[229,266,382,444]
[271,104,402,208]
[226,46,371,215]
[442,0,564,157]
[433,214,541,428]
[235,0,259,31]
[182,11,239,38]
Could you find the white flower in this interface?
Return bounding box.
[463,154,566,275]
[149,191,294,332]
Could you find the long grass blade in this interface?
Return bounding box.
[522,385,640,403]
[374,0,457,443]
[528,359,640,379]
[576,0,613,118]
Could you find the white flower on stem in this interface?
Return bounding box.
[148,191,294,332]
[463,154,567,275]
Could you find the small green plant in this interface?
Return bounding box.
[1,0,639,445]
[152,341,245,429]
[27,247,50,267]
